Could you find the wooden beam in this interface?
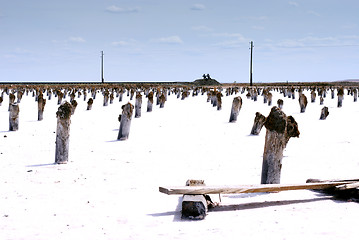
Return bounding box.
[159,182,358,195]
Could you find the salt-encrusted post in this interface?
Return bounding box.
[135,92,142,118]
[87,98,93,110]
[103,90,109,106]
[337,88,344,108]
[70,100,77,115]
[267,92,273,106]
[261,107,300,184]
[118,102,134,141]
[298,94,308,113]
[55,102,73,164]
[147,91,154,112]
[250,112,266,135]
[216,92,222,110]
[159,94,166,108]
[8,93,15,111]
[353,89,357,102]
[229,96,242,123]
[277,99,284,109]
[37,95,46,121]
[311,90,316,103]
[320,107,329,120]
[320,96,324,105]
[0,96,3,106]
[9,103,20,131]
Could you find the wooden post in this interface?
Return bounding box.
[57,91,64,105]
[103,90,109,106]
[267,92,272,106]
[320,96,324,105]
[55,102,73,164]
[250,112,266,135]
[0,96,3,106]
[87,98,93,110]
[135,92,142,118]
[8,93,15,111]
[311,90,316,103]
[353,89,357,102]
[277,99,284,109]
[261,107,300,184]
[118,102,134,141]
[37,95,46,121]
[320,107,329,120]
[181,180,208,220]
[9,103,20,131]
[216,92,222,110]
[337,88,344,108]
[70,100,77,115]
[159,94,166,108]
[229,96,242,123]
[298,94,308,113]
[147,91,154,112]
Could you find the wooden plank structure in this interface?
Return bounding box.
[159,181,357,195]
[159,179,359,220]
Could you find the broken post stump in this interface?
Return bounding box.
[135,92,142,118]
[261,107,300,184]
[277,99,284,109]
[118,102,134,140]
[147,92,154,112]
[182,180,208,220]
[159,94,166,108]
[298,94,308,113]
[55,102,73,164]
[250,112,266,135]
[320,106,329,120]
[87,98,93,110]
[337,88,344,108]
[9,103,20,131]
[229,96,242,123]
[37,95,46,121]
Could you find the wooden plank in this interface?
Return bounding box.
[336,182,359,190]
[159,181,358,195]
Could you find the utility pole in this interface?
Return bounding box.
[101,51,104,83]
[249,41,253,87]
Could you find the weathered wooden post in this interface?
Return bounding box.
[159,94,166,108]
[229,96,242,123]
[311,90,316,103]
[8,93,15,111]
[147,91,154,112]
[337,88,344,108]
[261,107,300,184]
[0,96,3,106]
[267,92,272,106]
[320,96,324,105]
[57,91,64,105]
[37,95,46,121]
[250,112,266,135]
[87,98,93,110]
[109,93,114,104]
[181,180,209,220]
[331,89,335,99]
[103,90,109,106]
[55,102,73,164]
[216,92,222,110]
[298,94,308,113]
[118,102,134,141]
[9,103,20,131]
[353,89,357,102]
[70,100,78,115]
[135,92,142,118]
[320,107,329,120]
[277,99,284,109]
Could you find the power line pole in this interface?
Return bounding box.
[101,51,104,83]
[249,41,254,86]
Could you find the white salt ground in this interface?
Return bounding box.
[0,87,358,240]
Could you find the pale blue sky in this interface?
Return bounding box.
[1,0,358,83]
